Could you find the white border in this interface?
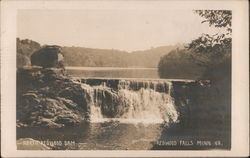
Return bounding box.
[1,0,249,157]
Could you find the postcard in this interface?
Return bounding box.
[1,0,249,157]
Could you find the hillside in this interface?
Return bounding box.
[158,49,206,80]
[16,38,41,68]
[17,38,182,68]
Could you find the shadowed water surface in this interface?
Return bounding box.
[17,122,163,150]
[17,121,230,150]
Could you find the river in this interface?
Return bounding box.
[17,67,230,150]
[66,66,159,78]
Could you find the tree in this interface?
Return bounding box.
[183,11,232,132]
[158,49,205,80]
[187,10,232,81]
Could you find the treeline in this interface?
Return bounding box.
[17,38,180,68]
[158,47,230,80]
[17,38,41,68]
[158,49,205,80]
[62,45,181,67]
[158,10,231,81]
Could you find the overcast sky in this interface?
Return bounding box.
[18,9,221,52]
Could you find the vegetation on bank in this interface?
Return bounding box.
[157,11,232,145]
[158,49,205,80]
[158,10,231,82]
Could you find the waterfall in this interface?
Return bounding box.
[80,79,179,124]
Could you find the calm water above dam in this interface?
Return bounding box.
[66,66,159,78]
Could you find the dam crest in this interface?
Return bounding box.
[72,78,195,124]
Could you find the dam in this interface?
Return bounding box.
[71,78,196,124]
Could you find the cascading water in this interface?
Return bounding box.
[80,79,179,124]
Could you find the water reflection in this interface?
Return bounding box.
[66,67,159,78]
[17,122,163,150]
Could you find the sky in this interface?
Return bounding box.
[17,9,221,52]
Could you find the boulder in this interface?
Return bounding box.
[30,45,64,69]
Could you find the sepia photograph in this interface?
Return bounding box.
[16,8,232,151]
[1,0,249,157]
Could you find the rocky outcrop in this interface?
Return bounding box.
[30,45,64,68]
[16,67,87,128]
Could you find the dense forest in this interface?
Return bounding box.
[158,49,205,79]
[17,38,181,68]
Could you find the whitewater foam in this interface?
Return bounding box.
[80,79,179,124]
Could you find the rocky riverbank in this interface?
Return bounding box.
[17,67,88,128]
